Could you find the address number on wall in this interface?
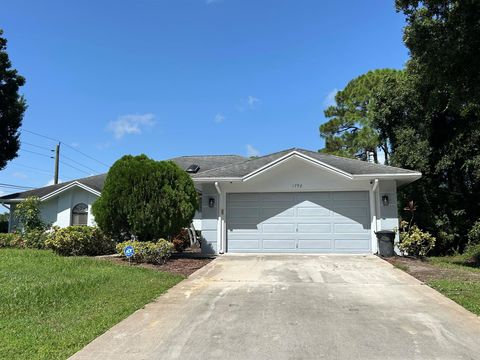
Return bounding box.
[292,183,303,189]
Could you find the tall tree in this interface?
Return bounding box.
[368,0,480,253]
[320,69,403,164]
[0,29,26,170]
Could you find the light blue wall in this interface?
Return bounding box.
[200,183,218,254]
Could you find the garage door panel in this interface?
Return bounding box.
[261,207,295,218]
[333,192,368,201]
[334,223,368,233]
[228,239,260,250]
[263,239,296,249]
[228,194,259,202]
[262,223,296,233]
[227,222,260,230]
[298,239,332,249]
[296,206,330,217]
[334,239,370,249]
[295,193,331,202]
[228,207,260,218]
[297,223,332,233]
[261,193,296,202]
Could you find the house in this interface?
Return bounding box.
[0,148,421,254]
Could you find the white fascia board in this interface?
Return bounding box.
[40,181,101,201]
[0,198,25,204]
[352,173,422,181]
[192,178,242,183]
[242,151,354,182]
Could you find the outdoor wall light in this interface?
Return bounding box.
[382,195,389,206]
[209,197,215,208]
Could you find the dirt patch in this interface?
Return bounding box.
[99,253,214,277]
[385,256,480,283]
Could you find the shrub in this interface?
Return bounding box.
[22,229,48,249]
[116,240,174,264]
[464,243,480,265]
[172,228,191,252]
[14,196,46,232]
[399,220,436,257]
[467,220,480,245]
[45,226,115,256]
[0,233,22,248]
[92,155,198,241]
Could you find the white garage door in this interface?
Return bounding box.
[226,192,371,253]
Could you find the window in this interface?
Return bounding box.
[72,203,88,226]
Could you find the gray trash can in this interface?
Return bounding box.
[375,230,396,257]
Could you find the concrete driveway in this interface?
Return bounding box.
[71,255,480,360]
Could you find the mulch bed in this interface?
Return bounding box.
[385,256,480,283]
[98,250,215,277]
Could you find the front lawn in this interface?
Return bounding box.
[0,248,184,360]
[387,255,480,316]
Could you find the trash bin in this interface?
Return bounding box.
[375,230,396,257]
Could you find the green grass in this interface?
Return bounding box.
[0,249,184,360]
[427,256,480,316]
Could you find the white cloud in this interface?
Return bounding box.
[70,142,79,148]
[247,95,260,108]
[214,113,225,123]
[206,0,221,4]
[323,88,338,107]
[45,178,63,186]
[12,172,27,179]
[96,141,112,150]
[107,113,155,139]
[246,144,260,157]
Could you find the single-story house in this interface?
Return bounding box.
[0,148,421,254]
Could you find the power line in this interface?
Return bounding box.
[62,154,99,174]
[13,163,53,175]
[22,141,54,152]
[59,160,92,176]
[21,149,54,159]
[21,129,59,143]
[22,129,110,168]
[0,183,35,190]
[62,142,110,168]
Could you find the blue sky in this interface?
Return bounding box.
[0,0,408,194]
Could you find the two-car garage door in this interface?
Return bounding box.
[226,192,371,253]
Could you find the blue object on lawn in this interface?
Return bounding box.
[124,245,135,258]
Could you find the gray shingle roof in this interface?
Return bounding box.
[0,149,419,201]
[191,148,420,179]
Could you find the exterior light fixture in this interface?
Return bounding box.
[209,197,215,208]
[382,195,389,206]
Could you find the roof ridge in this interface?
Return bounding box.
[170,154,245,159]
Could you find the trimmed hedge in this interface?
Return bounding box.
[45,226,116,256]
[116,240,174,264]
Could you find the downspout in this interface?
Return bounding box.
[371,178,378,232]
[214,182,224,254]
[370,179,379,253]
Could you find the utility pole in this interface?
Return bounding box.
[54,143,60,184]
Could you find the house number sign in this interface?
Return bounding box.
[292,183,303,189]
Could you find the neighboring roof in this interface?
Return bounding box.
[0,149,421,202]
[191,148,421,180]
[0,155,247,202]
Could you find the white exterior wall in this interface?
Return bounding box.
[40,187,99,227]
[198,157,401,255]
